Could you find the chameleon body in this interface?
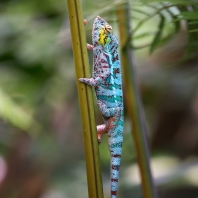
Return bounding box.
[79,16,124,198]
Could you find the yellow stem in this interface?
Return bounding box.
[66,1,103,198]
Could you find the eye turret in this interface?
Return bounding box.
[104,25,112,34]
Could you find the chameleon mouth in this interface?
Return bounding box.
[96,15,103,19]
[96,15,107,23]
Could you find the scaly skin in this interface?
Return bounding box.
[79,16,124,198]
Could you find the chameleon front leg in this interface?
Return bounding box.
[87,43,93,51]
[79,62,110,85]
[79,76,103,87]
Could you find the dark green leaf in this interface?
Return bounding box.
[189,29,198,33]
[165,8,180,32]
[178,11,198,20]
[189,21,198,25]
[149,14,165,54]
[140,0,198,6]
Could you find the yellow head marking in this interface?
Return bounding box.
[98,26,111,46]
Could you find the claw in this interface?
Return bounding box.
[97,134,101,144]
[87,44,93,51]
[83,20,88,25]
[79,78,84,82]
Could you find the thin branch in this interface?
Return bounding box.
[66,1,103,198]
[117,2,159,198]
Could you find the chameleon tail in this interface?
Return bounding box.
[110,148,122,198]
[110,155,121,198]
[109,116,124,198]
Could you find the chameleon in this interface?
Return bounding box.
[79,16,124,198]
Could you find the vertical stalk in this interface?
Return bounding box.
[117,3,158,198]
[66,1,103,198]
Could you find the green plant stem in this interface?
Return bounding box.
[66,1,103,198]
[117,3,158,198]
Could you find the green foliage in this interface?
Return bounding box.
[131,0,198,54]
[179,11,198,20]
[149,14,165,54]
[0,0,67,134]
[0,0,197,197]
[0,88,40,133]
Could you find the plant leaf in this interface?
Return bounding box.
[189,21,198,25]
[189,29,198,33]
[149,14,165,54]
[178,11,198,20]
[165,7,180,32]
[0,88,40,134]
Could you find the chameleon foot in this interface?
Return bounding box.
[97,134,101,144]
[97,124,107,144]
[87,44,93,51]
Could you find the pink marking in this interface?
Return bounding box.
[101,66,109,68]
[104,54,109,59]
[111,178,118,182]
[98,75,104,79]
[111,191,117,196]
[101,59,108,63]
[112,50,116,55]
[113,55,119,62]
[112,154,121,158]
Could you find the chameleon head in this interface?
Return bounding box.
[92,16,115,47]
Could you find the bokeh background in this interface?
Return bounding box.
[0,0,198,198]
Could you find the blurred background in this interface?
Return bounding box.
[0,0,198,197]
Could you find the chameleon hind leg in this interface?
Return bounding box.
[96,100,121,143]
[97,124,107,143]
[97,117,116,143]
[97,100,122,118]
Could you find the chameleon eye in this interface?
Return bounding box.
[104,25,112,34]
